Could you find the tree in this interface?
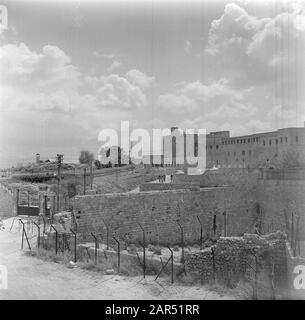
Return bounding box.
[66,181,77,198]
[94,159,102,169]
[79,150,94,189]
[99,146,129,167]
[279,150,303,169]
[79,150,94,165]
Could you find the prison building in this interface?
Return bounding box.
[206,125,305,169]
[156,124,305,169]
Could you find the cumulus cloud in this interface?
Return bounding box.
[94,52,121,59]
[204,2,305,86]
[126,69,155,90]
[0,43,81,91]
[0,43,151,114]
[206,3,269,55]
[107,60,121,73]
[157,78,245,113]
[95,74,147,109]
[0,43,153,165]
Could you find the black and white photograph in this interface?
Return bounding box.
[0,0,305,304]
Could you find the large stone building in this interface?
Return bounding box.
[145,124,305,170]
[206,125,305,169]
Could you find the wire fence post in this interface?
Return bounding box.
[41,215,46,234]
[211,246,216,284]
[19,219,31,250]
[138,223,146,278]
[91,232,98,264]
[102,219,109,250]
[62,233,65,253]
[50,225,58,254]
[113,236,121,272]
[32,221,40,248]
[294,215,300,257]
[253,254,258,300]
[196,216,203,250]
[168,245,174,284]
[290,212,294,253]
[213,214,217,237]
[176,221,184,263]
[155,246,174,284]
[223,211,227,237]
[70,229,77,263]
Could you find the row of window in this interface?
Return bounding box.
[210,136,299,149]
[227,150,251,157]
[222,137,259,145]
[213,154,279,166]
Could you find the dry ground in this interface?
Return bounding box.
[0,218,237,300]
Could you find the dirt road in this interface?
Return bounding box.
[0,218,235,300]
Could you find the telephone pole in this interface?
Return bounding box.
[56,154,63,212]
[83,166,87,195]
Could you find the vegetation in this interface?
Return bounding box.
[279,150,304,169]
[78,150,94,166]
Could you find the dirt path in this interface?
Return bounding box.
[0,218,235,300]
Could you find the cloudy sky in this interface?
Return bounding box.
[0,0,304,167]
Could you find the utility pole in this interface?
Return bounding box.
[56,154,63,212]
[90,163,93,189]
[83,167,87,195]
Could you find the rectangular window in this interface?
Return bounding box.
[280,137,283,143]
[285,137,288,143]
[263,140,265,146]
[296,136,299,143]
[269,140,272,145]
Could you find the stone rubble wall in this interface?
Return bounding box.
[184,232,288,299]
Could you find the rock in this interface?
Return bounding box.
[127,244,138,254]
[153,246,162,255]
[67,261,77,269]
[148,244,155,252]
[106,268,115,275]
